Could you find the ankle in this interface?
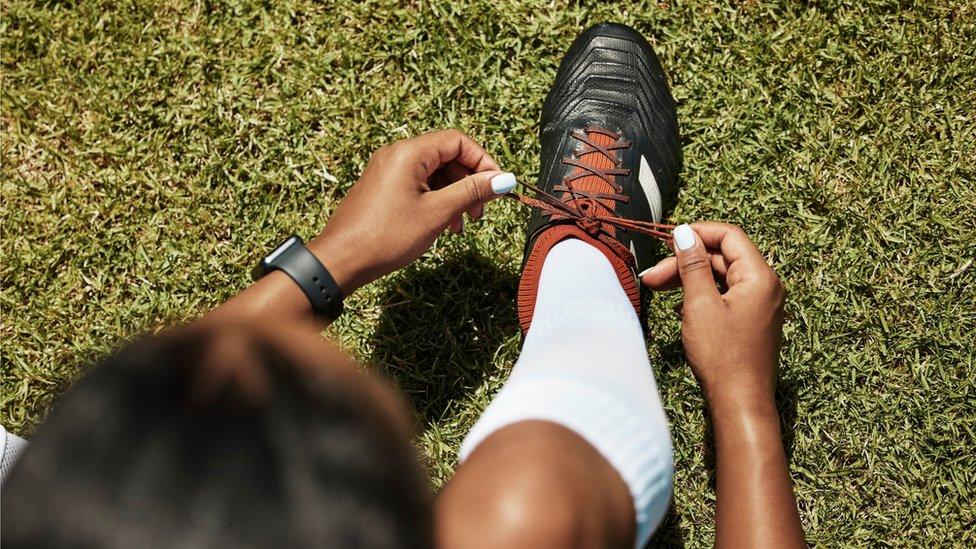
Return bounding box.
[517,227,640,333]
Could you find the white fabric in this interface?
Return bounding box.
[460,238,674,547]
[1,425,28,487]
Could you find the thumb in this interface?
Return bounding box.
[673,224,721,302]
[428,171,517,221]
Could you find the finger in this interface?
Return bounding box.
[689,221,768,269]
[448,216,464,235]
[430,160,485,221]
[690,221,774,289]
[409,129,500,179]
[427,170,517,223]
[430,160,472,191]
[672,224,721,302]
[710,252,732,279]
[640,251,732,291]
[640,256,680,290]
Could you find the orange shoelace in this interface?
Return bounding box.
[505,129,675,266]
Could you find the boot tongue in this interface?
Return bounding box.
[559,129,621,236]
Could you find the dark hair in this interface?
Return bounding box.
[1,328,431,548]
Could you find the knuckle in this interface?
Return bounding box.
[774,276,788,299]
[764,272,786,298]
[374,144,392,159]
[684,294,716,312]
[388,143,412,164]
[679,254,711,274]
[465,176,485,204]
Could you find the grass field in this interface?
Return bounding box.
[2,0,975,545]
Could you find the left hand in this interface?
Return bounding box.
[310,129,515,295]
[639,222,785,410]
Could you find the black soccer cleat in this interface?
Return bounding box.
[517,22,681,333]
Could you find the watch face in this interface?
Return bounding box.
[264,235,302,265]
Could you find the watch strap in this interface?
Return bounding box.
[259,237,344,319]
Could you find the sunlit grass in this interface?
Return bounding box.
[2,1,974,545]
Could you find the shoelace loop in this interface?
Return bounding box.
[506,128,675,264]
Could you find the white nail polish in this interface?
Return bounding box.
[490,172,517,195]
[673,224,696,251]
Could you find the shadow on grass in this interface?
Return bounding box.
[369,248,519,425]
[648,505,687,548]
[648,337,689,548]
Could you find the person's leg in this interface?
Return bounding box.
[436,22,680,548]
[437,421,635,548]
[436,239,674,548]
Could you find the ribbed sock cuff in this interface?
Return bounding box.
[459,376,674,548]
[1,426,28,487]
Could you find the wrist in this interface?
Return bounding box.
[703,379,778,424]
[307,232,367,297]
[708,392,783,454]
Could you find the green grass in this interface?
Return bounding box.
[2,0,975,545]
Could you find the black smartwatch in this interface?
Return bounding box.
[252,235,344,319]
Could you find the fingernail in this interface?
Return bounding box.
[638,266,656,278]
[490,172,517,195]
[673,224,696,251]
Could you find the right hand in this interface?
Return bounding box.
[310,129,513,296]
[640,222,786,409]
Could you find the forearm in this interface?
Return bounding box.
[202,270,330,330]
[199,130,506,332]
[710,390,805,549]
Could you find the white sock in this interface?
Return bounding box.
[459,238,673,547]
[1,425,28,487]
